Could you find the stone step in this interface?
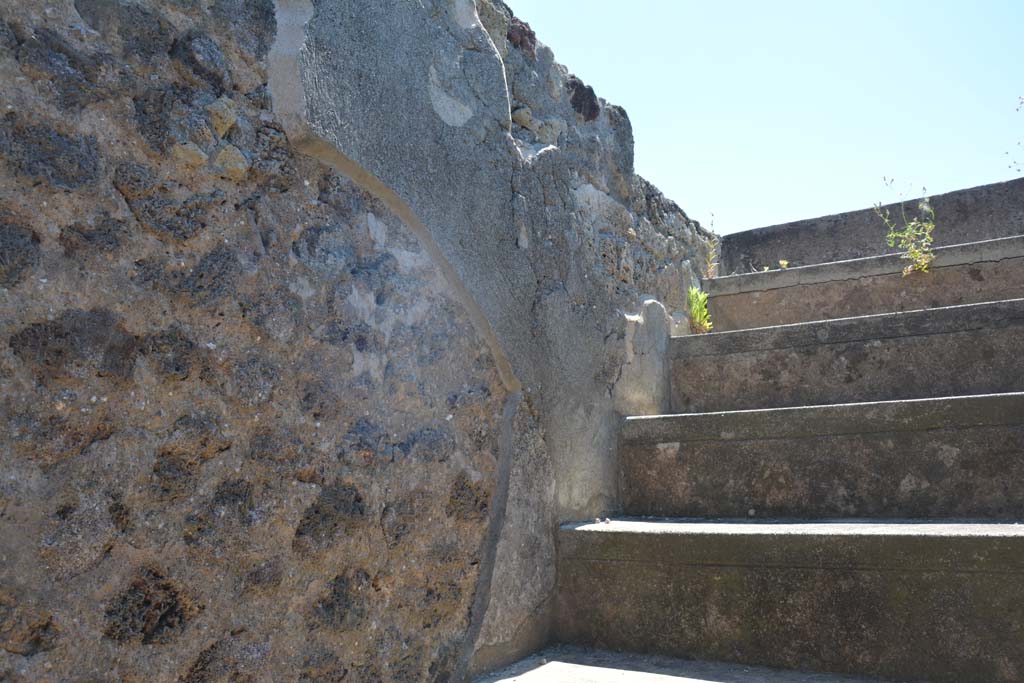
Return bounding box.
[718,176,1024,273]
[556,519,1024,683]
[475,645,891,682]
[708,235,1024,332]
[670,298,1024,413]
[620,393,1024,519]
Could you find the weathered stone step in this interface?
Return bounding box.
[556,519,1024,683]
[708,235,1024,332]
[620,393,1024,519]
[670,298,1024,413]
[718,177,1024,273]
[475,645,891,682]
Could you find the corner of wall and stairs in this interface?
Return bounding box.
[267,0,713,678]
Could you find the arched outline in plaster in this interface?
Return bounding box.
[269,3,526,681]
[269,0,520,394]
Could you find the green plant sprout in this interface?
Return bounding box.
[687,286,713,334]
[703,234,720,279]
[873,184,936,276]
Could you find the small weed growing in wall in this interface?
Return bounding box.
[703,234,720,279]
[874,184,936,276]
[687,286,713,334]
[1007,95,1022,174]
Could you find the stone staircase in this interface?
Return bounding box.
[482,192,1024,683]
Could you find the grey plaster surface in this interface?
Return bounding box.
[269,0,710,672]
[475,646,893,682]
[719,176,1024,273]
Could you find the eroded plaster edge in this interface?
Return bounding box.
[453,389,526,682]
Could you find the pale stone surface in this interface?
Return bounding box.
[206,95,239,136]
[170,141,209,167]
[213,143,249,180]
[614,299,672,417]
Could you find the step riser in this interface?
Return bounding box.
[557,527,1024,683]
[710,254,1024,332]
[622,423,1024,519]
[671,301,1024,412]
[718,177,1024,272]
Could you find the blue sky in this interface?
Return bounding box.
[508,0,1024,234]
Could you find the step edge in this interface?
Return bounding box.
[707,234,1024,296]
[620,392,1024,443]
[669,297,1024,358]
[558,518,1024,571]
[560,517,1024,536]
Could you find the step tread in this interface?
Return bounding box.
[622,392,1024,443]
[475,646,890,683]
[708,234,1024,296]
[670,297,1024,357]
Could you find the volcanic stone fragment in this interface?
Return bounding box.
[0,589,59,656]
[293,481,367,550]
[141,327,200,380]
[312,570,371,630]
[15,27,102,109]
[506,16,537,59]
[0,218,40,287]
[0,21,16,50]
[171,30,232,93]
[59,213,125,256]
[103,567,201,644]
[0,114,100,189]
[446,471,490,521]
[211,0,276,59]
[114,162,224,242]
[567,75,601,122]
[74,0,175,58]
[9,308,138,382]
